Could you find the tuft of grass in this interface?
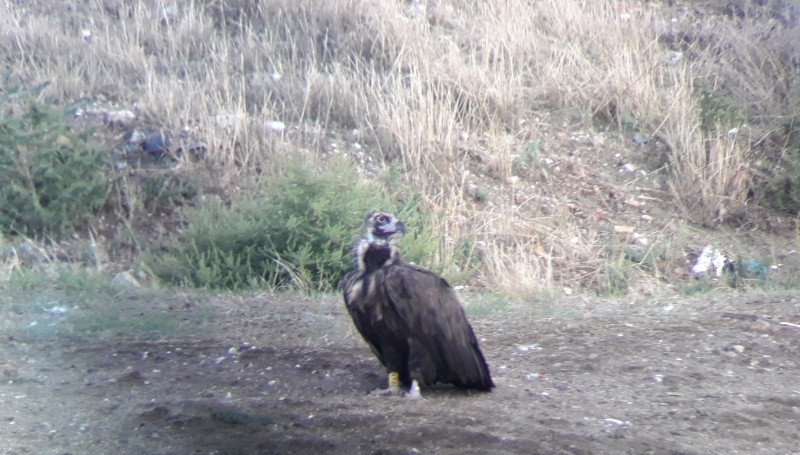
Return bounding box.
[0,98,110,237]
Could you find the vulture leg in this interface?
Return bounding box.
[406,337,436,399]
[369,372,402,397]
[386,372,402,395]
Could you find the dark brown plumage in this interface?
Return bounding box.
[342,210,494,397]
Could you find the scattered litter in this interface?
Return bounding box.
[516,344,540,352]
[112,271,141,289]
[604,418,631,426]
[692,245,727,277]
[739,261,766,279]
[779,322,800,331]
[47,306,69,315]
[264,120,286,133]
[105,109,136,127]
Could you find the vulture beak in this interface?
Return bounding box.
[379,218,406,237]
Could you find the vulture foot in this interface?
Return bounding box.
[405,380,422,400]
[368,384,403,397]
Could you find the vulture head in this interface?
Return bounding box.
[363,210,406,242]
[355,210,406,273]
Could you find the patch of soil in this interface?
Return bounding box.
[2,292,800,454]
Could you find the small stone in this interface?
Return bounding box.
[112,271,141,289]
[105,110,136,127]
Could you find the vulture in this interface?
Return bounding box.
[342,210,494,399]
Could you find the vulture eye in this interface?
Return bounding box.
[376,215,388,223]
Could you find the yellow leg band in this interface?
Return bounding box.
[388,372,399,387]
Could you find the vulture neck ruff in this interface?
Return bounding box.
[355,237,403,274]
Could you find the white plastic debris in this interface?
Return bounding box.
[264,121,286,133]
[692,245,727,277]
[604,418,631,426]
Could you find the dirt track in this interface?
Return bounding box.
[2,291,800,454]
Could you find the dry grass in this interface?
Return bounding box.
[1,0,795,293]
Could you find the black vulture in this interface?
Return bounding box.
[342,210,494,399]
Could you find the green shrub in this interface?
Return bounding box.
[762,117,800,216]
[139,173,201,213]
[0,100,109,237]
[696,85,746,133]
[147,159,441,292]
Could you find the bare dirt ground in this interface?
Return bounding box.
[2,290,800,455]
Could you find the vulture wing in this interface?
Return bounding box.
[383,263,494,390]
